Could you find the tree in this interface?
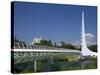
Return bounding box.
[88,45,97,52]
[35,39,53,46]
[48,40,53,46]
[65,44,76,49]
[60,41,66,46]
[59,41,76,49]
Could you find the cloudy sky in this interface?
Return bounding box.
[13,1,97,45]
[73,32,96,46]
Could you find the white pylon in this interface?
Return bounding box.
[81,11,97,57]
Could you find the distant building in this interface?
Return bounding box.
[31,37,42,45]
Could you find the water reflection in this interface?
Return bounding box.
[13,58,97,74]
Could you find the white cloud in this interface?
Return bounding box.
[73,33,96,46]
[85,33,96,45]
[85,33,94,41]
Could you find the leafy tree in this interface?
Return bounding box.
[60,41,66,46]
[34,39,53,46]
[59,41,76,49]
[48,40,53,46]
[88,45,97,52]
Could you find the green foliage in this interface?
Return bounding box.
[88,45,97,52]
[34,40,53,47]
[59,41,76,49]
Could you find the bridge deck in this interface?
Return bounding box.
[13,43,80,53]
[13,49,81,53]
[12,43,81,64]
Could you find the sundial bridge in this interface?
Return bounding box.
[11,11,97,72]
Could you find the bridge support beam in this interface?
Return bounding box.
[34,60,37,72]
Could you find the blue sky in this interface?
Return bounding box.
[13,1,97,44]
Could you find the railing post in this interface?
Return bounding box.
[17,43,20,49]
[22,43,25,49]
[34,60,37,72]
[26,45,29,49]
[30,45,32,49]
[32,45,34,49]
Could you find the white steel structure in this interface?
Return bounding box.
[81,11,97,57]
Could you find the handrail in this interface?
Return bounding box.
[14,43,67,50]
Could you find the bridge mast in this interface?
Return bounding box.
[81,11,97,56]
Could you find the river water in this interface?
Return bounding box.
[13,58,97,73]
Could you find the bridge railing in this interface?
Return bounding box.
[14,43,66,50]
